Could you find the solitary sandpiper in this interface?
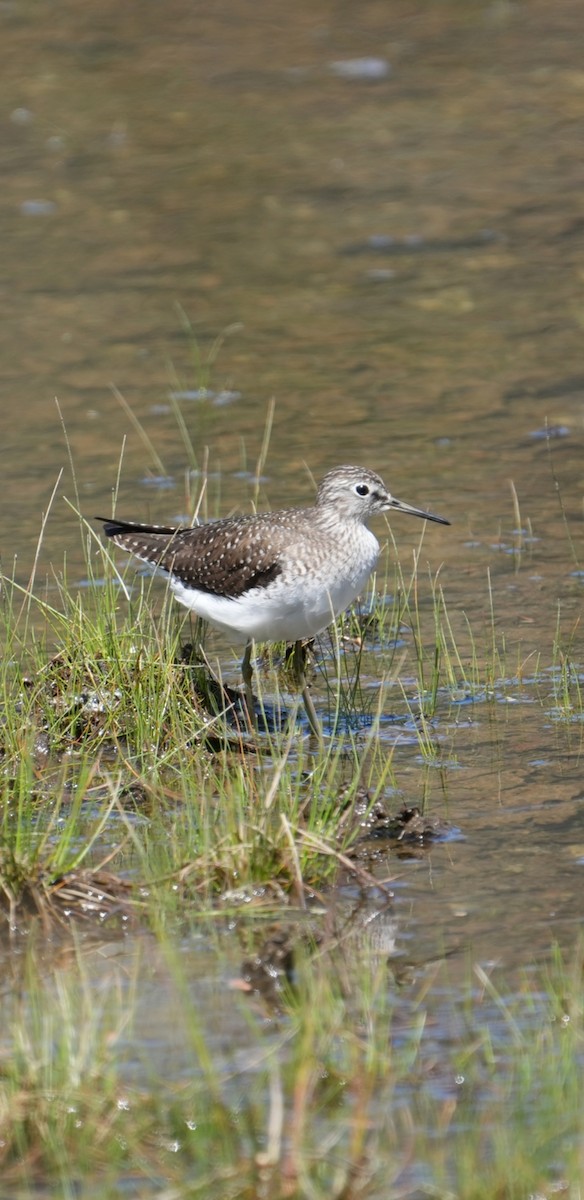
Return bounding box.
[98,465,449,735]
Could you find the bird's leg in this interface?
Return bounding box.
[292,640,322,740]
[241,641,257,732]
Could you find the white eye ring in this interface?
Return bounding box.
[354,483,370,497]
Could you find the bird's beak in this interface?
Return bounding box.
[387,495,450,526]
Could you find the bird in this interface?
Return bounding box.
[98,465,449,736]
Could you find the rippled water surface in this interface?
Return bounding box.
[2,0,584,1078]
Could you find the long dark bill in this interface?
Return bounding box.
[388,497,450,526]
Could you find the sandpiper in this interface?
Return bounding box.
[98,465,449,735]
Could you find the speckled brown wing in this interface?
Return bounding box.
[99,516,283,599]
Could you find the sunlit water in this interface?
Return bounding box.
[1,0,584,1112]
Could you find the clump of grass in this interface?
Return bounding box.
[549,603,584,721]
[0,747,142,928]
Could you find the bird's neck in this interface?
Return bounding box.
[315,505,367,531]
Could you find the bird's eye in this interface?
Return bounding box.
[355,483,370,497]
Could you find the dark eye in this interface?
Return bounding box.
[355,483,370,497]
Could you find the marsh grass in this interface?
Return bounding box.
[1,922,583,1198]
[0,460,536,924]
[1,403,583,1194]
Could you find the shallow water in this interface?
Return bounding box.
[2,0,584,1146]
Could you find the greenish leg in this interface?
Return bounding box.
[241,642,257,733]
[292,640,322,740]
